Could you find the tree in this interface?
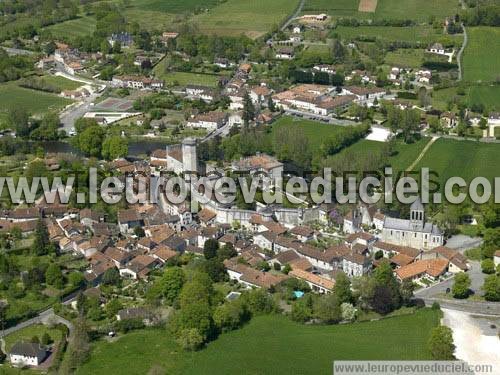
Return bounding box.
[314,293,342,323]
[242,91,255,127]
[341,302,356,322]
[133,226,145,238]
[176,328,205,351]
[105,298,123,319]
[481,259,495,274]
[102,267,121,286]
[329,39,346,63]
[61,315,90,372]
[45,264,64,289]
[482,274,500,302]
[8,107,30,138]
[156,267,186,305]
[213,300,250,331]
[32,219,50,255]
[428,325,455,360]
[333,272,352,304]
[102,136,128,160]
[452,272,471,299]
[399,279,415,306]
[203,239,219,260]
[41,332,52,345]
[372,260,401,312]
[68,272,85,289]
[291,298,313,323]
[73,124,105,157]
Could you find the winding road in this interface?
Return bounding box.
[457,23,468,81]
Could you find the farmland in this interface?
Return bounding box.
[270,116,360,150]
[373,0,460,22]
[193,0,301,38]
[431,85,500,112]
[153,69,221,88]
[385,49,424,68]
[44,16,96,39]
[304,0,460,21]
[334,25,460,45]
[128,0,220,13]
[462,27,500,83]
[0,82,72,120]
[77,309,440,375]
[414,138,500,186]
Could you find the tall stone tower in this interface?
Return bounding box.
[182,137,198,174]
[410,197,424,230]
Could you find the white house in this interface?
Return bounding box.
[187,111,228,131]
[494,250,500,268]
[9,342,47,367]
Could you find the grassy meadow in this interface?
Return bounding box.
[463,27,500,82]
[334,25,458,44]
[77,309,440,375]
[43,16,97,39]
[414,138,500,186]
[0,82,72,119]
[193,0,301,38]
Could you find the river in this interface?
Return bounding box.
[38,140,170,157]
[442,308,500,372]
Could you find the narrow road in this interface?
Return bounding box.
[457,23,468,81]
[1,308,74,338]
[280,0,305,31]
[1,46,34,56]
[406,136,439,171]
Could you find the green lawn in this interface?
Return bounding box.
[193,0,301,38]
[153,67,221,87]
[4,324,63,352]
[129,0,220,13]
[77,309,440,375]
[271,116,359,149]
[304,0,460,21]
[374,0,460,22]
[44,16,96,39]
[39,75,83,91]
[385,49,424,68]
[467,85,500,112]
[414,138,500,187]
[304,0,361,17]
[334,25,459,44]
[0,82,72,119]
[463,27,500,83]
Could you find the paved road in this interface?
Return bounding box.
[1,308,74,338]
[1,46,34,56]
[285,109,357,126]
[457,23,468,81]
[59,93,101,133]
[415,261,485,299]
[281,0,305,31]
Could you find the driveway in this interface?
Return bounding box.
[415,260,485,299]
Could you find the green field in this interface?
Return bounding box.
[432,85,500,112]
[4,324,63,352]
[39,75,83,91]
[385,49,424,68]
[334,25,458,44]
[271,116,356,149]
[0,82,72,119]
[463,27,500,83]
[467,85,500,112]
[77,309,440,375]
[153,65,221,87]
[304,0,460,21]
[129,0,220,13]
[193,0,301,38]
[415,138,500,186]
[304,0,361,17]
[44,16,96,39]
[374,0,460,22]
